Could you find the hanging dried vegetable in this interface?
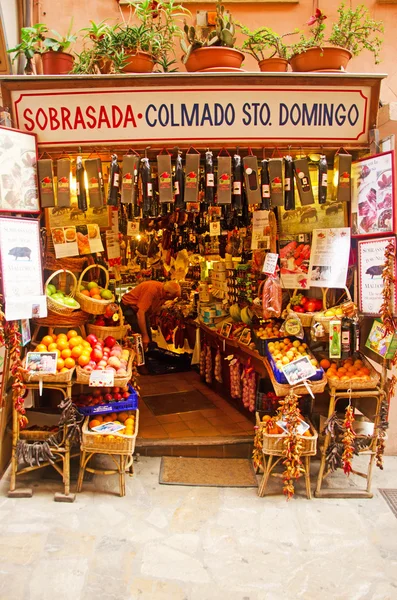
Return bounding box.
[278,391,305,500]
[376,392,389,469]
[342,404,355,476]
[253,423,265,471]
[229,358,241,399]
[215,348,223,383]
[242,361,256,412]
[205,345,212,384]
[200,346,206,378]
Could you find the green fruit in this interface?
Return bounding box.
[47,284,57,295]
[79,285,86,292]
[46,286,53,296]
[56,289,65,297]
[87,281,98,291]
[64,297,78,307]
[52,294,64,303]
[100,289,113,300]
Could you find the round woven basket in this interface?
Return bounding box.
[76,349,134,388]
[315,287,355,333]
[87,308,130,341]
[45,269,81,316]
[75,264,115,315]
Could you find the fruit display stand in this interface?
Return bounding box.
[77,409,139,497]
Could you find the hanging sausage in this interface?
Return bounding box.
[85,158,105,208]
[294,157,314,205]
[260,158,271,210]
[185,150,200,204]
[217,150,232,205]
[157,151,173,204]
[107,154,120,206]
[140,157,152,217]
[76,156,88,212]
[284,155,295,211]
[174,151,185,209]
[205,150,215,205]
[243,155,261,205]
[318,154,328,204]
[268,158,284,207]
[232,152,243,213]
[121,153,140,205]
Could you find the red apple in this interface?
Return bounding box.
[114,393,122,401]
[92,348,103,362]
[86,334,98,347]
[122,391,130,399]
[113,387,120,393]
[104,393,113,402]
[104,336,117,348]
[88,360,97,369]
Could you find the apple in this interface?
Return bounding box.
[122,386,129,393]
[108,356,121,369]
[114,392,122,401]
[98,360,107,368]
[92,348,103,362]
[122,391,130,399]
[116,368,127,376]
[95,366,105,370]
[113,387,120,393]
[104,336,117,348]
[86,334,98,347]
[88,360,97,369]
[104,393,113,402]
[92,389,101,398]
[105,367,117,373]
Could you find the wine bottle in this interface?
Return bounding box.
[341,317,351,360]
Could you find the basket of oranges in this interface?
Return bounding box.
[82,410,139,455]
[321,355,380,389]
[25,329,93,382]
[75,264,115,315]
[255,413,317,456]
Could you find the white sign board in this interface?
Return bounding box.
[11,85,370,146]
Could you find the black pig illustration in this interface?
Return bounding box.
[9,247,31,260]
[366,265,383,279]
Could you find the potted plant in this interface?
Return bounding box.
[40,20,77,74]
[112,0,189,73]
[237,25,295,72]
[72,20,118,74]
[289,4,384,72]
[7,23,47,74]
[181,1,244,72]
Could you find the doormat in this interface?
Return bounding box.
[143,390,215,416]
[159,457,258,487]
[379,489,397,518]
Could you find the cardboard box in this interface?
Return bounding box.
[366,319,397,360]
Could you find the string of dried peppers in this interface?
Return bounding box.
[279,391,305,500]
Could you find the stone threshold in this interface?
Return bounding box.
[136,434,254,458]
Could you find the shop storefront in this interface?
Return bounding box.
[0,71,394,500]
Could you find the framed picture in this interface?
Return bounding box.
[239,328,252,346]
[351,150,395,237]
[25,352,57,375]
[45,204,111,231]
[0,126,39,213]
[220,322,232,338]
[0,216,43,298]
[357,236,397,316]
[281,355,316,385]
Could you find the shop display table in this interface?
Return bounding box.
[315,386,384,499]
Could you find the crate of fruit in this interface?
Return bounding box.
[265,337,325,385]
[285,291,324,328]
[251,320,284,356]
[256,414,317,457]
[81,409,139,455]
[74,385,139,416]
[75,264,115,315]
[322,354,380,390]
[76,342,134,388]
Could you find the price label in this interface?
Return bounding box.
[262,252,279,275]
[210,221,220,237]
[89,370,115,387]
[127,220,140,237]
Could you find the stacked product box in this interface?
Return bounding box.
[210,262,228,300]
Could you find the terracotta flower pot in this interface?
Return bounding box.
[98,57,113,74]
[289,47,352,72]
[185,47,244,72]
[41,51,74,75]
[258,58,289,73]
[121,51,155,73]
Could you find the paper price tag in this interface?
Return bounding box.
[127,220,140,237]
[210,221,221,237]
[262,252,279,275]
[89,370,115,387]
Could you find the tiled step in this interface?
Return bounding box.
[136,435,254,458]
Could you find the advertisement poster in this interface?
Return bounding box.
[358,236,397,315]
[308,228,351,288]
[0,127,39,213]
[279,237,311,289]
[251,210,270,250]
[25,351,57,375]
[0,217,46,320]
[352,151,395,237]
[51,224,103,258]
[46,205,110,230]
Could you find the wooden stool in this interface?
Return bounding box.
[258,454,313,499]
[77,450,134,497]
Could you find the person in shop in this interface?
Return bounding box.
[120,280,181,350]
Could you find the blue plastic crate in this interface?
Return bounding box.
[76,386,139,416]
[264,338,324,385]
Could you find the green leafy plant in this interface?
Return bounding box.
[7,23,47,74]
[237,25,296,61]
[72,21,121,74]
[180,1,236,64]
[42,19,77,53]
[290,8,327,56]
[328,3,384,64]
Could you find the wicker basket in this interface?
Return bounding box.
[75,264,115,315]
[45,269,81,316]
[19,428,58,440]
[284,290,320,328]
[32,310,91,328]
[81,410,139,455]
[326,354,380,390]
[76,348,134,387]
[261,421,318,456]
[315,287,356,334]
[264,358,327,396]
[86,308,130,341]
[22,367,75,384]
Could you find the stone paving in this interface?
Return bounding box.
[1,455,397,600]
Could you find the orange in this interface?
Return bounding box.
[69,337,81,348]
[89,419,101,429]
[56,358,65,370]
[81,290,90,297]
[78,354,90,367]
[337,367,347,374]
[42,335,54,347]
[56,333,68,340]
[92,294,102,300]
[71,345,83,359]
[64,357,76,369]
[320,359,330,370]
[117,412,128,423]
[103,416,113,422]
[57,339,69,351]
[67,329,78,339]
[74,336,83,344]
[36,343,47,352]
[48,342,58,352]
[61,348,72,359]
[354,359,363,367]
[303,430,311,437]
[89,287,100,297]
[60,367,69,373]
[82,341,92,350]
[124,417,135,426]
[361,367,370,375]
[95,415,104,423]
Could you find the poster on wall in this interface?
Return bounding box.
[351,151,395,238]
[358,236,397,315]
[308,228,351,288]
[51,224,104,258]
[0,217,46,320]
[0,126,39,213]
[279,236,311,289]
[45,205,111,230]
